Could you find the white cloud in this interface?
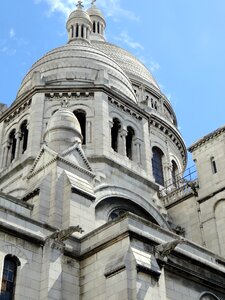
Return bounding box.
[9,28,15,39]
[0,46,16,56]
[35,0,139,21]
[149,61,160,73]
[115,31,144,50]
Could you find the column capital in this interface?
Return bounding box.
[119,128,127,137]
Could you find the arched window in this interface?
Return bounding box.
[97,22,100,33]
[93,21,96,33]
[211,157,217,174]
[126,126,135,160]
[75,24,79,38]
[1,255,20,300]
[81,25,84,38]
[199,292,220,300]
[152,147,164,186]
[8,129,17,163]
[109,208,127,221]
[20,120,28,154]
[71,25,74,38]
[171,160,179,187]
[111,118,121,152]
[74,110,86,145]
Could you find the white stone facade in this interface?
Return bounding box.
[0,2,224,300]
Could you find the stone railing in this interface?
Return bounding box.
[159,179,199,207]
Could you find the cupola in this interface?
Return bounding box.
[44,101,82,153]
[66,1,92,43]
[87,1,106,42]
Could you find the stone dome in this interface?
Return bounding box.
[44,107,82,152]
[92,41,160,90]
[17,43,136,103]
[67,7,92,24]
[87,5,105,21]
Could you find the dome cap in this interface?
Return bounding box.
[44,100,82,153]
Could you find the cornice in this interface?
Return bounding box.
[188,125,225,153]
[0,98,31,124]
[150,114,187,167]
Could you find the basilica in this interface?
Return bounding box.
[0,1,224,299]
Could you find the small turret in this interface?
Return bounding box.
[87,1,106,42]
[66,1,92,43]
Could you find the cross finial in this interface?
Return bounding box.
[76,0,83,9]
[91,0,96,5]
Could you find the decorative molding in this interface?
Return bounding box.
[109,97,142,121]
[188,125,225,153]
[150,118,186,166]
[45,91,94,101]
[4,99,31,124]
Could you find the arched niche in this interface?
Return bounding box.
[214,199,225,255]
[95,196,160,225]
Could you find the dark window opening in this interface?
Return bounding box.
[81,25,84,38]
[97,22,100,33]
[1,255,20,300]
[211,157,217,174]
[9,130,17,163]
[76,24,79,37]
[20,120,28,154]
[126,126,135,160]
[93,22,96,33]
[74,110,86,145]
[111,118,121,152]
[109,209,127,221]
[152,147,164,186]
[71,26,74,37]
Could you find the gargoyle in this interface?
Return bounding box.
[155,237,185,262]
[47,225,84,243]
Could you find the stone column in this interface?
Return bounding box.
[133,138,142,165]
[0,145,6,168]
[86,120,92,144]
[5,141,11,167]
[15,131,22,160]
[78,25,81,37]
[109,120,113,150]
[118,128,127,156]
[40,240,64,300]
[83,27,87,39]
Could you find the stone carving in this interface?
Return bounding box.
[155,237,185,262]
[47,225,84,242]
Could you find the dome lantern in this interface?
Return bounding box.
[87,1,106,42]
[66,0,92,43]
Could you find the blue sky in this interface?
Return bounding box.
[1,0,225,166]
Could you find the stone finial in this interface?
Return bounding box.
[91,0,96,5]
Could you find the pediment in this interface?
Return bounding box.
[28,143,93,179]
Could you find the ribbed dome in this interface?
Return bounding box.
[92,41,160,90]
[17,43,136,103]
